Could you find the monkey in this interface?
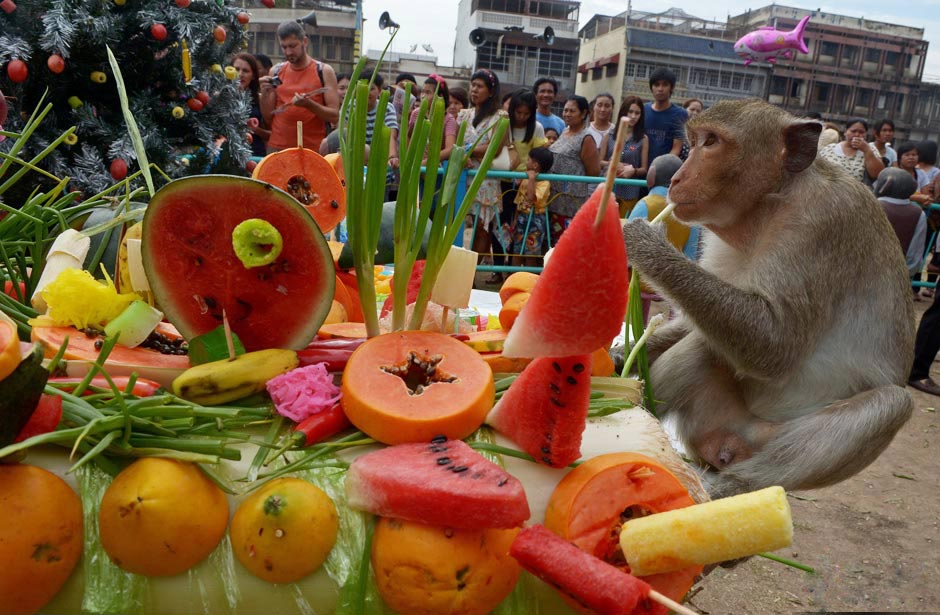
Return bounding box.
[622,98,915,498]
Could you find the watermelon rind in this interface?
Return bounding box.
[141,175,335,351]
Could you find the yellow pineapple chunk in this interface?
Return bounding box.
[619,485,793,576]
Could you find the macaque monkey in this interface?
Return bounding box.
[623,99,914,497]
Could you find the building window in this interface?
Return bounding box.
[770,76,787,96]
[581,71,588,83]
[606,63,618,78]
[864,48,880,63]
[815,83,830,102]
[537,48,574,79]
[857,88,872,107]
[592,67,603,81]
[476,41,508,71]
[731,74,742,90]
[820,41,838,56]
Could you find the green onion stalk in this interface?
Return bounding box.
[407,117,508,330]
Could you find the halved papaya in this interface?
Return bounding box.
[253,148,346,233]
[31,326,189,389]
[341,331,495,445]
[333,274,363,323]
[322,152,346,188]
[544,452,703,611]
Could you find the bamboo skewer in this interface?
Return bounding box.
[594,116,630,229]
[648,589,699,615]
[222,309,236,361]
[297,120,303,149]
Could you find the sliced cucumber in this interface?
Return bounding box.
[104,300,164,348]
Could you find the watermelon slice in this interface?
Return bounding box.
[502,185,628,358]
[379,259,425,318]
[510,524,664,615]
[345,438,530,529]
[486,354,592,468]
[141,176,335,352]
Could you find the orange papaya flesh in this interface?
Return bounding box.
[341,331,495,445]
[253,147,346,233]
[544,452,703,611]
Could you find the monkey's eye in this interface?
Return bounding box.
[702,133,719,147]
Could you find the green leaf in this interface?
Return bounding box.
[187,325,246,365]
[106,46,155,197]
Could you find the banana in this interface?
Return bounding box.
[172,349,299,406]
[117,222,155,305]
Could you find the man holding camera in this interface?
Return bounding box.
[260,21,339,152]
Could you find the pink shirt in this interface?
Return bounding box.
[409,106,458,158]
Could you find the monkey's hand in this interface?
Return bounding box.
[623,217,674,272]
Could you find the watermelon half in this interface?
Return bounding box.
[142,175,335,351]
[502,185,628,358]
[486,354,593,468]
[345,438,530,529]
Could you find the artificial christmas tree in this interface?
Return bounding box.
[0,0,255,198]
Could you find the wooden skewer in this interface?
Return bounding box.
[648,589,699,615]
[440,306,449,333]
[297,120,303,150]
[222,309,236,361]
[594,116,630,229]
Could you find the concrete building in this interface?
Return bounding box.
[364,49,473,89]
[727,5,928,130]
[577,9,770,108]
[909,82,940,142]
[452,0,581,100]
[237,0,360,75]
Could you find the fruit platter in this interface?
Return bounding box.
[0,63,799,615]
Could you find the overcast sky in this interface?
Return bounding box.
[361,0,940,83]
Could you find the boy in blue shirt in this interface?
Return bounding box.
[643,68,688,164]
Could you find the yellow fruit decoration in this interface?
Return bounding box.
[0,464,83,615]
[98,458,229,577]
[224,65,238,80]
[230,477,339,584]
[171,105,185,119]
[371,517,521,615]
[36,268,140,331]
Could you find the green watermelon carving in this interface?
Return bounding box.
[510,524,664,615]
[141,175,335,351]
[345,437,530,529]
[503,185,628,358]
[486,354,593,468]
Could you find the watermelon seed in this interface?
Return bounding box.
[429,445,448,453]
[496,477,509,487]
[204,296,217,309]
[549,398,565,407]
[437,457,451,465]
[573,363,585,373]
[431,435,447,443]
[552,361,561,373]
[549,383,560,394]
[566,376,577,385]
[451,465,468,473]
[541,446,551,454]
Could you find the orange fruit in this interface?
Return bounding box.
[0,464,83,614]
[498,291,529,331]
[230,477,338,584]
[498,271,539,304]
[98,458,228,577]
[0,312,22,381]
[371,517,520,615]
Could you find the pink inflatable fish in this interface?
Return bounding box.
[734,15,810,65]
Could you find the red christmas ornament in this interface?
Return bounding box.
[246,160,258,173]
[151,23,168,41]
[236,12,250,25]
[6,60,28,83]
[175,0,190,7]
[186,98,204,112]
[47,54,65,74]
[110,159,128,181]
[195,90,210,105]
[213,26,226,43]
[261,0,274,7]
[0,0,17,14]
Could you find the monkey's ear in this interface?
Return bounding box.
[782,121,822,173]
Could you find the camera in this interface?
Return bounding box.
[270,76,282,88]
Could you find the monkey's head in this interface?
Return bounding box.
[668,98,821,229]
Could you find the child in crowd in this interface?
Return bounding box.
[498,147,554,267]
[544,127,559,146]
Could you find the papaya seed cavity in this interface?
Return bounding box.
[232,218,283,268]
[381,351,457,396]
